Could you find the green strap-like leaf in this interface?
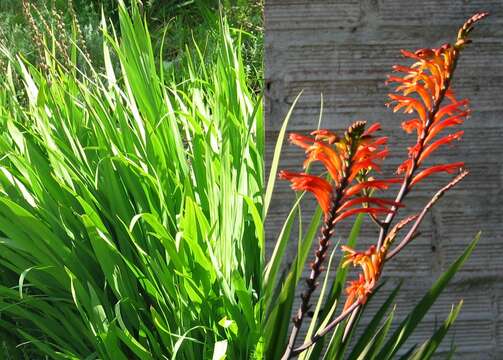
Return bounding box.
[347,282,403,360]
[263,91,302,219]
[355,306,396,360]
[377,232,480,360]
[408,300,463,360]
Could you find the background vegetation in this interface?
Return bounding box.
[0,0,263,89]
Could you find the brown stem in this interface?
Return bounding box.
[342,304,360,342]
[369,212,385,229]
[386,170,468,261]
[281,180,347,360]
[290,301,361,356]
[381,214,419,251]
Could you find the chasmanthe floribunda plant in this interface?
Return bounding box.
[264,12,489,359]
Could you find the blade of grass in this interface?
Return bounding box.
[263,91,302,219]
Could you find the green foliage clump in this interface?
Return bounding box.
[0,2,264,359]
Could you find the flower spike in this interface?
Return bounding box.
[282,122,396,223]
[387,15,480,180]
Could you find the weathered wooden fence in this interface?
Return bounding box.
[265,1,503,358]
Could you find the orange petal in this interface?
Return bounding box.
[426,112,468,143]
[392,64,418,74]
[305,142,344,182]
[289,133,315,150]
[415,48,436,59]
[411,83,432,109]
[401,118,423,135]
[341,245,356,255]
[418,131,464,164]
[362,123,381,137]
[397,158,414,175]
[349,160,381,182]
[355,137,388,159]
[388,94,427,123]
[417,73,438,98]
[423,60,445,93]
[385,75,409,85]
[279,171,333,214]
[401,49,422,60]
[350,149,389,181]
[339,197,403,212]
[334,207,394,224]
[311,129,339,144]
[344,179,402,198]
[444,88,457,103]
[434,99,469,123]
[410,162,464,186]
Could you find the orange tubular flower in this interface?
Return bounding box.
[343,274,369,311]
[279,171,333,214]
[411,162,464,186]
[304,141,344,183]
[343,178,402,198]
[341,245,384,310]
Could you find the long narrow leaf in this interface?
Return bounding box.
[377,232,480,360]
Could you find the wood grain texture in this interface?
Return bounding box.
[265,0,503,357]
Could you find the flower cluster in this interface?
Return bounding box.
[279,121,402,340]
[387,45,468,184]
[341,245,384,310]
[336,12,489,311]
[279,121,399,221]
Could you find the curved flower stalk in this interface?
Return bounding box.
[278,12,489,359]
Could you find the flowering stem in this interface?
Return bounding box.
[335,53,463,360]
[282,125,367,359]
[288,171,467,357]
[281,179,348,360]
[386,170,468,261]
